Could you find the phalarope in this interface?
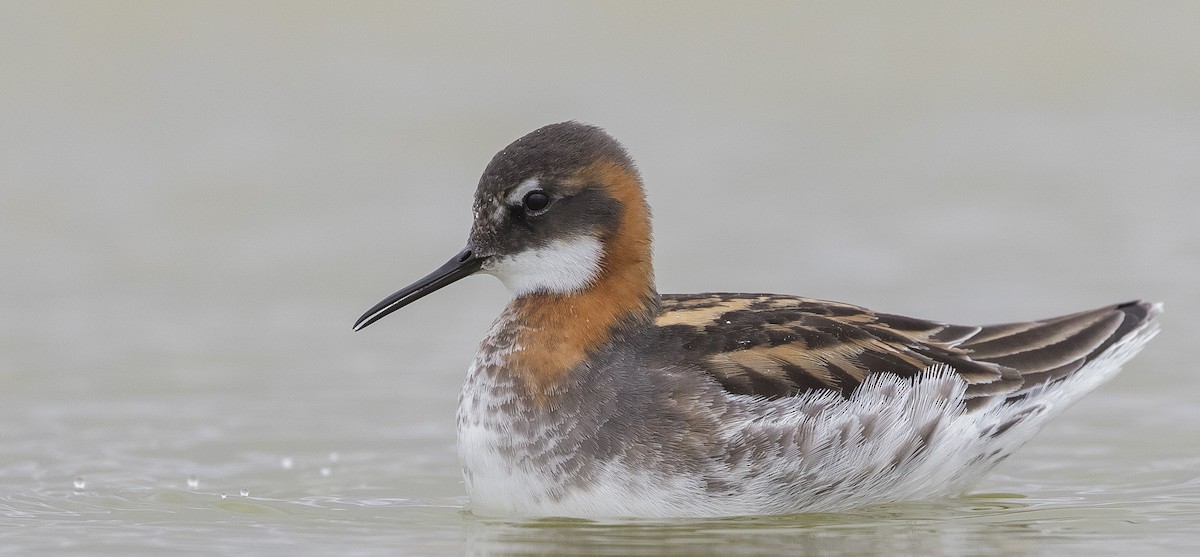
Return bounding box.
[354,122,1161,518]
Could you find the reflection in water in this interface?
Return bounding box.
[463,497,1051,557]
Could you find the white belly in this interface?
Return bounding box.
[453,322,1155,518]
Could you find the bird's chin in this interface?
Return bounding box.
[483,237,604,298]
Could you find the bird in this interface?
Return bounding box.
[353,121,1162,518]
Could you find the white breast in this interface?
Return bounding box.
[453,315,1159,518]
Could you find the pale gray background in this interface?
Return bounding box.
[2,2,1196,555]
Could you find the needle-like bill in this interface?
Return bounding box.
[353,245,484,331]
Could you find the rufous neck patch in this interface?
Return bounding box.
[507,160,657,398]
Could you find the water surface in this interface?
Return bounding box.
[2,2,1198,555]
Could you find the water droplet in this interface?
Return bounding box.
[280,457,294,470]
[319,467,332,477]
[72,476,85,490]
[187,476,199,489]
[328,452,340,463]
[239,489,249,497]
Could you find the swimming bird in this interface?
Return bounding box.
[354,122,1161,518]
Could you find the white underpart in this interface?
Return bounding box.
[457,313,1160,518]
[457,312,524,508]
[482,235,604,297]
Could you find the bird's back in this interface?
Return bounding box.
[617,296,1163,515]
[652,295,1161,410]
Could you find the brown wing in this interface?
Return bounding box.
[652,294,1157,406]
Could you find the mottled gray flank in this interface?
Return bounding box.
[456,295,1160,517]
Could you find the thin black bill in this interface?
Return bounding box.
[353,245,484,331]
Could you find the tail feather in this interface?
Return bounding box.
[981,312,1122,372]
[961,301,1161,397]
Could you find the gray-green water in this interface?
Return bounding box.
[3,2,1197,555]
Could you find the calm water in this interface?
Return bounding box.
[3,2,1198,555]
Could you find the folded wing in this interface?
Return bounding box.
[653,294,1157,408]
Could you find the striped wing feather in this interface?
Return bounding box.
[654,294,1155,406]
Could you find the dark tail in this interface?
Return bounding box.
[959,300,1161,394]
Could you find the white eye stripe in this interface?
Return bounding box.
[491,178,544,223]
[506,178,543,206]
[490,200,507,224]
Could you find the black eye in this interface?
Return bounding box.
[523,191,550,212]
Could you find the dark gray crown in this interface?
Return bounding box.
[477,122,635,193]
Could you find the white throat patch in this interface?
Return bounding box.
[483,236,604,297]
